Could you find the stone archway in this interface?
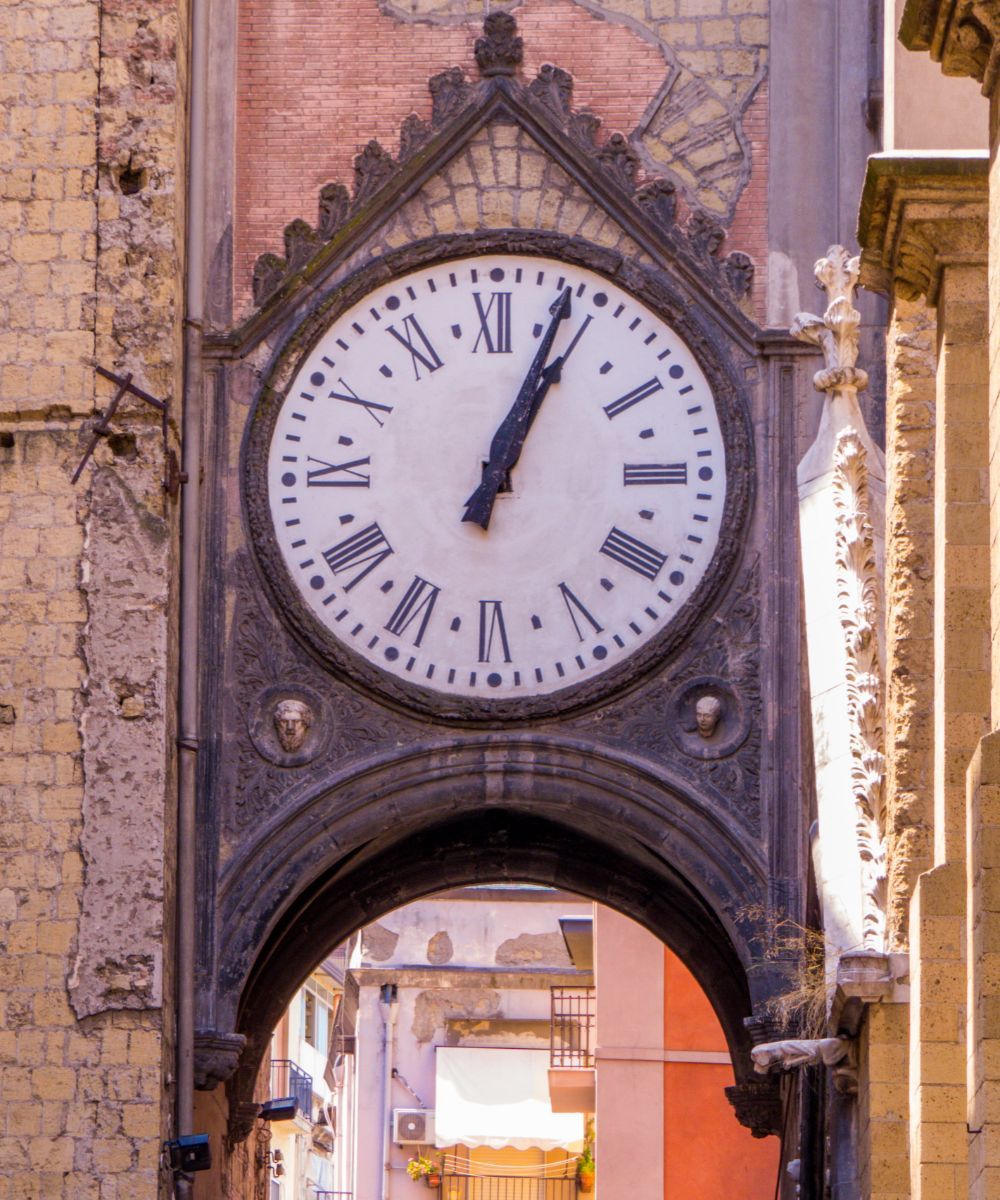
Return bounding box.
[202,738,779,1144]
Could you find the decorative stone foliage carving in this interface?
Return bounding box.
[832,429,887,950]
[247,14,756,312]
[475,11,523,77]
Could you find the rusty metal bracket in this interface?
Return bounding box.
[73,365,187,498]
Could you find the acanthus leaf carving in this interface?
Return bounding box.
[399,113,433,162]
[634,177,677,229]
[317,182,350,239]
[832,429,887,951]
[595,131,640,192]
[283,218,322,272]
[352,140,398,211]
[429,67,473,128]
[527,64,574,124]
[251,252,286,306]
[687,209,725,257]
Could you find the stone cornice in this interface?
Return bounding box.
[900,0,1000,95]
[857,152,989,303]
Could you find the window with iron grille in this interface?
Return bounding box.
[549,987,595,1068]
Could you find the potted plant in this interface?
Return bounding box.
[576,1120,595,1193]
[406,1155,443,1188]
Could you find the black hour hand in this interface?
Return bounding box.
[462,288,571,530]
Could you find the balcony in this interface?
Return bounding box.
[441,1177,576,1200]
[548,988,595,1114]
[269,1058,313,1122]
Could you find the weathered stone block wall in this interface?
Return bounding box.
[233,0,768,316]
[0,0,185,1192]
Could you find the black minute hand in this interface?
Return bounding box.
[462,287,572,530]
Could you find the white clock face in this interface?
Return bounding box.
[265,254,727,701]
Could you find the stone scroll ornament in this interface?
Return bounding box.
[792,246,887,953]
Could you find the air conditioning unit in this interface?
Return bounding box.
[393,1108,435,1145]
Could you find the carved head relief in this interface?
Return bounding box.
[248,685,328,766]
[694,693,723,739]
[273,698,314,753]
[669,676,749,761]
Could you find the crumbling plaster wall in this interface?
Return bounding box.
[0,0,185,1192]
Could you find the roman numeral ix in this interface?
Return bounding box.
[623,462,688,486]
[472,292,513,354]
[386,314,444,381]
[604,376,663,419]
[478,600,512,663]
[384,575,440,647]
[599,527,667,581]
[322,522,393,591]
[306,455,371,487]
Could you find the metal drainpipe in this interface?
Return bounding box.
[379,986,399,1200]
[175,0,208,1181]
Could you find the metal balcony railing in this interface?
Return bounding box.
[550,987,596,1069]
[269,1058,313,1118]
[313,1193,353,1199]
[441,1177,576,1200]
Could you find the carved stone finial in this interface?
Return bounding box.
[791,245,869,394]
[832,429,887,950]
[475,12,523,78]
[751,1036,852,1074]
[569,109,602,149]
[429,67,473,127]
[317,183,350,240]
[595,132,639,191]
[635,177,677,228]
[252,252,286,306]
[352,140,398,210]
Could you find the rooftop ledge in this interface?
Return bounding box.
[857,151,990,302]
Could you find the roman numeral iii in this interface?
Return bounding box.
[386,314,444,380]
[306,455,371,487]
[472,292,513,354]
[603,376,663,419]
[599,527,667,581]
[322,522,393,591]
[384,575,441,647]
[623,463,687,486]
[478,600,513,663]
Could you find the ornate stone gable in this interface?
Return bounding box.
[238,15,757,345]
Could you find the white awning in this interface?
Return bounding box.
[434,1047,585,1151]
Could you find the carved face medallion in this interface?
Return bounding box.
[262,253,728,704]
[273,698,313,753]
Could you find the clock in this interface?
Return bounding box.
[247,248,747,718]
